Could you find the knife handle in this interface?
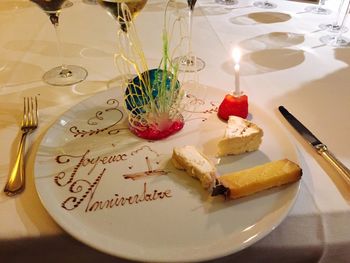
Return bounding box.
[316,144,350,185]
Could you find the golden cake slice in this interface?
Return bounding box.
[172,145,216,189]
[218,116,263,156]
[215,159,302,199]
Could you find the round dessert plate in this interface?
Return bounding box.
[34,85,300,262]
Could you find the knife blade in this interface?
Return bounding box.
[279,106,350,185]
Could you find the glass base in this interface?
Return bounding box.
[215,0,237,5]
[82,0,97,4]
[172,55,205,72]
[63,1,73,8]
[253,1,277,9]
[320,34,350,47]
[304,6,331,15]
[319,23,348,33]
[43,65,88,86]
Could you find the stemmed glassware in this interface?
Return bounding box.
[215,0,237,6]
[97,0,148,33]
[172,0,205,72]
[319,0,347,33]
[30,0,88,86]
[319,0,350,47]
[253,0,277,9]
[304,0,331,15]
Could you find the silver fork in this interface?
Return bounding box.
[4,97,39,196]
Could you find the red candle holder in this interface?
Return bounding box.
[218,93,248,120]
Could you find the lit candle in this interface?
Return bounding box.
[232,47,241,97]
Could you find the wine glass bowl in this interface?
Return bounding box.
[97,0,148,32]
[97,0,147,19]
[30,0,87,86]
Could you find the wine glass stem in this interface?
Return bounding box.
[188,9,193,57]
[336,0,350,42]
[335,0,348,26]
[50,13,72,77]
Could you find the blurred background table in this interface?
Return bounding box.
[0,0,350,262]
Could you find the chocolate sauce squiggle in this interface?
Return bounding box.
[70,98,125,138]
[130,145,160,157]
[87,111,104,125]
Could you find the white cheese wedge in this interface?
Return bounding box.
[218,116,263,156]
[172,145,216,189]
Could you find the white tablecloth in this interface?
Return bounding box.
[1,0,350,262]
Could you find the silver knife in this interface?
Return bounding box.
[279,106,350,185]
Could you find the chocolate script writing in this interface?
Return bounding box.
[86,181,172,212]
[54,147,172,212]
[55,149,127,187]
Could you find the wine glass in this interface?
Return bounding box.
[319,0,348,33]
[97,0,148,33]
[215,0,237,6]
[304,0,331,15]
[30,0,87,86]
[319,0,350,47]
[253,0,277,9]
[172,0,205,72]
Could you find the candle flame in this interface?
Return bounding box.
[232,47,241,64]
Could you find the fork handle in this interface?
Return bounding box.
[4,132,28,196]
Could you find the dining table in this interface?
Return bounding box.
[1,0,350,262]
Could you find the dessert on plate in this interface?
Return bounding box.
[172,145,217,189]
[212,159,302,199]
[171,113,302,200]
[218,116,263,156]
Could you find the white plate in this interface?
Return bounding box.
[34,85,300,262]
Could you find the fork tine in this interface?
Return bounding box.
[22,97,39,128]
[30,97,34,126]
[33,96,38,127]
[23,97,28,126]
[28,97,32,127]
